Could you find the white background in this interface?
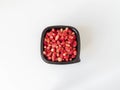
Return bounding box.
[0,0,120,90]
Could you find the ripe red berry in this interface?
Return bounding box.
[73,41,77,47]
[55,35,59,40]
[57,57,62,62]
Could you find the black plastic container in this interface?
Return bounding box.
[40,25,80,64]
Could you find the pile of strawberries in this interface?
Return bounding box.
[43,27,77,62]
